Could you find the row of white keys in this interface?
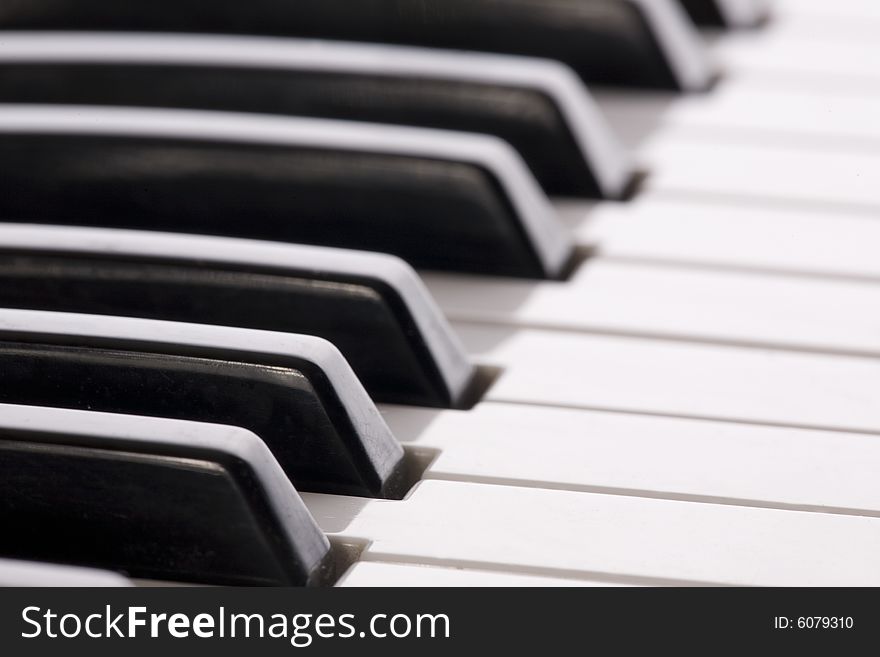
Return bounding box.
[639,131,880,213]
[427,53,880,358]
[596,81,880,152]
[738,1,880,45]
[319,327,880,584]
[400,31,880,578]
[454,324,880,435]
[315,331,880,585]
[382,402,880,518]
[306,479,880,586]
[590,4,880,213]
[321,0,880,586]
[712,17,880,92]
[579,9,880,282]
[591,1,880,150]
[595,60,880,158]
[746,0,880,37]
[773,0,880,20]
[422,259,880,357]
[566,21,880,279]
[562,196,880,281]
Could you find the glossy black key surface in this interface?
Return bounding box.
[0,107,572,279]
[0,0,694,90]
[678,0,768,27]
[0,309,406,498]
[0,38,631,199]
[0,225,475,408]
[678,0,727,25]
[0,404,333,586]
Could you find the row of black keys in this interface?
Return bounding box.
[0,228,459,586]
[0,0,753,279]
[3,0,753,91]
[0,0,761,586]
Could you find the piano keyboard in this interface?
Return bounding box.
[0,0,878,587]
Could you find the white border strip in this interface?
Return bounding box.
[0,32,633,198]
[0,223,474,403]
[0,103,573,277]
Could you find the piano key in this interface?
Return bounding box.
[596,81,880,152]
[453,324,880,435]
[562,196,880,281]
[303,480,880,586]
[754,8,880,48]
[0,33,633,199]
[383,402,880,517]
[714,31,880,92]
[338,562,628,587]
[773,0,880,21]
[422,259,880,358]
[0,404,332,586]
[0,559,132,587]
[0,308,406,498]
[765,18,880,49]
[0,224,475,409]
[0,105,572,279]
[0,0,716,91]
[640,136,880,213]
[677,0,769,28]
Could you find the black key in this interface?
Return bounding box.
[677,0,769,28]
[0,35,635,199]
[0,308,406,499]
[0,224,476,409]
[0,0,715,91]
[0,404,333,586]
[0,105,573,279]
[0,559,132,586]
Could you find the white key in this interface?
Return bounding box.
[767,0,880,46]
[714,33,880,92]
[384,402,880,517]
[338,562,622,587]
[716,0,769,27]
[596,82,880,151]
[303,480,880,586]
[730,15,880,55]
[641,135,880,213]
[454,324,880,434]
[423,260,880,357]
[561,197,880,281]
[773,0,880,21]
[0,559,132,587]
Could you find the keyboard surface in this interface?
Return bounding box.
[0,0,877,587]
